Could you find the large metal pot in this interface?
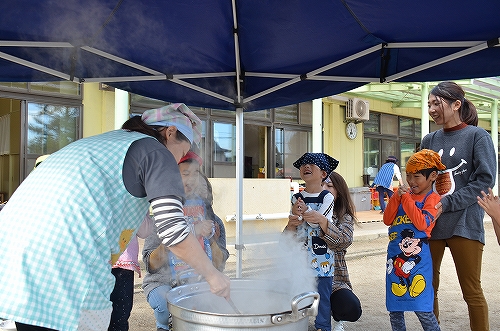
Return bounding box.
[167,278,319,331]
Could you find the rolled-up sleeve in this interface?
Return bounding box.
[151,196,190,246]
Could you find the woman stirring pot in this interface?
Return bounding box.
[0,103,230,331]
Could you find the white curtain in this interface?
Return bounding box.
[0,114,10,155]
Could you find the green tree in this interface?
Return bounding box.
[27,103,79,154]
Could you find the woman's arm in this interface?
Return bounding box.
[150,196,230,297]
[441,133,496,213]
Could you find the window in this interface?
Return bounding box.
[0,81,80,97]
[213,122,236,163]
[275,128,311,179]
[127,95,312,178]
[400,117,422,138]
[380,114,398,135]
[364,112,380,133]
[364,112,421,179]
[30,82,80,96]
[363,137,380,178]
[275,104,299,123]
[27,103,80,154]
[400,140,420,173]
[399,117,414,137]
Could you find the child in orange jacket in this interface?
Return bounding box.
[383,149,445,331]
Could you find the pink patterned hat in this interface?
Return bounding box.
[141,103,202,145]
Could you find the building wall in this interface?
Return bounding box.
[0,98,21,198]
[209,178,291,238]
[322,99,364,187]
[82,83,117,137]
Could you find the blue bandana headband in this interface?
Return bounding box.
[293,152,339,174]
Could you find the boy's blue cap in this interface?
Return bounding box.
[293,152,339,174]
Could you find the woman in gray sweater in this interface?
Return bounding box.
[421,81,496,331]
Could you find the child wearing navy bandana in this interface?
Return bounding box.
[285,152,339,331]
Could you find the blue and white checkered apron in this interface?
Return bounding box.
[0,130,151,331]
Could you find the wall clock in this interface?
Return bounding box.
[346,122,357,140]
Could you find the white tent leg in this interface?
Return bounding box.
[235,107,244,277]
[420,82,429,137]
[491,99,498,193]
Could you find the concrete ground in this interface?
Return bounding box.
[128,210,500,330]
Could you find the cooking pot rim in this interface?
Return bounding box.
[167,278,318,318]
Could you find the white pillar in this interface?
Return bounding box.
[114,88,129,129]
[491,99,499,193]
[312,98,323,152]
[235,107,244,277]
[421,82,429,138]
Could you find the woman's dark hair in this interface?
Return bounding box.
[121,116,190,144]
[430,81,478,126]
[328,172,357,223]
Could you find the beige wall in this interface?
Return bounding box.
[0,98,21,197]
[322,99,364,187]
[209,178,291,238]
[82,83,117,138]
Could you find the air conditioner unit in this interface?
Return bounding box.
[346,98,370,122]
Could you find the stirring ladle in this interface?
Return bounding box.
[226,297,242,314]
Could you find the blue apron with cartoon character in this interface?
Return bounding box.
[294,191,334,277]
[385,192,434,312]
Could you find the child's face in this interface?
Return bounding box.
[178,161,200,196]
[405,171,437,195]
[299,163,327,183]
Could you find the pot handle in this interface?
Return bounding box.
[271,291,320,325]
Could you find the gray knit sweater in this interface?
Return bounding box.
[421,125,496,244]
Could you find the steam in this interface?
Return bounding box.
[255,232,315,288]
[170,230,317,315]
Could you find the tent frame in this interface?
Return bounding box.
[1,1,499,276]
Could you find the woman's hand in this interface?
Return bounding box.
[285,214,303,231]
[434,201,443,219]
[302,210,328,230]
[204,269,231,298]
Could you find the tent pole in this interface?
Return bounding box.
[491,99,499,193]
[420,82,429,137]
[312,98,323,152]
[235,107,244,278]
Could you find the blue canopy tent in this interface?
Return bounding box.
[1,0,500,275]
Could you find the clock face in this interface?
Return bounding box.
[346,122,357,139]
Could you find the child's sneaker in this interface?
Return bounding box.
[333,321,345,331]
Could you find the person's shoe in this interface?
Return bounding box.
[0,319,16,330]
[380,210,384,214]
[332,321,345,331]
